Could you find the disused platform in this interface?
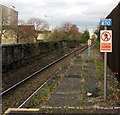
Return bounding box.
[4,107,120,114]
[39,45,104,109]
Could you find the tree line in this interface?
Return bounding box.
[2,17,91,43]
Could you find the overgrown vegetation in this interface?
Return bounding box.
[45,23,90,43]
[94,59,104,80]
[94,25,100,42]
[78,60,86,104]
[29,83,56,108]
[82,29,90,43]
[28,73,63,108]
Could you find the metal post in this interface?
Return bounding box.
[104,52,107,101]
[0,5,2,44]
[88,45,90,57]
[0,6,2,114]
[104,26,107,101]
[51,16,53,31]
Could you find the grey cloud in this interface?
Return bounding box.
[43,1,70,8]
[82,4,113,16]
[1,0,120,30]
[16,1,71,20]
[73,0,94,6]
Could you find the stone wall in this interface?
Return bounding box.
[2,40,80,73]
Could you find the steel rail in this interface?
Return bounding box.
[18,45,88,108]
[0,45,88,96]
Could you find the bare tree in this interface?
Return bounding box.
[47,22,82,41]
[61,22,72,33]
[27,18,49,31]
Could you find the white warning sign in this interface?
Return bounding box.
[100,30,112,52]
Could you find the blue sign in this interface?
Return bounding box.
[100,19,112,26]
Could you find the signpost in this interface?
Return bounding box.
[88,39,91,57]
[100,19,112,101]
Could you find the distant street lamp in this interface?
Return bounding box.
[45,15,53,31]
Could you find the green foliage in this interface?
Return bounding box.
[41,87,50,93]
[80,96,86,103]
[41,84,55,93]
[94,59,104,80]
[33,96,44,103]
[46,29,67,41]
[94,26,100,42]
[70,84,77,89]
[82,29,90,43]
[30,95,44,107]
[92,34,97,41]
[53,75,60,79]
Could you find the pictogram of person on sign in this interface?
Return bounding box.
[101,31,111,42]
[104,33,109,41]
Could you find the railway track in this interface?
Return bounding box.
[1,45,88,96]
[2,45,88,113]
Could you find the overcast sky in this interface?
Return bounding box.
[1,0,120,31]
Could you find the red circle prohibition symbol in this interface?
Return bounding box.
[101,31,111,41]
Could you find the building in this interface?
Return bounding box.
[0,4,37,44]
[2,25,37,44]
[0,4,18,25]
[36,30,51,42]
[17,25,37,43]
[101,2,120,80]
[106,2,120,74]
[0,4,18,44]
[2,29,17,44]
